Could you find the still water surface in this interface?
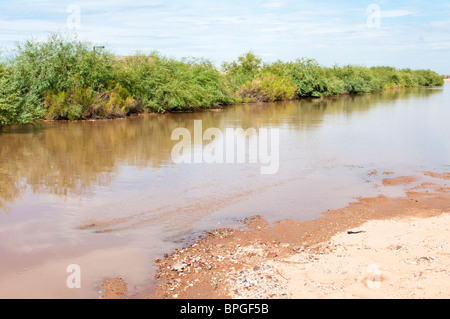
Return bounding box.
[0,85,449,298]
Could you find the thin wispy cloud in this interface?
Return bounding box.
[262,1,283,9]
[381,10,415,18]
[0,0,449,73]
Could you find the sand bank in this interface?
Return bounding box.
[103,171,450,299]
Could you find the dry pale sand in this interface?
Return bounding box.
[266,213,450,298]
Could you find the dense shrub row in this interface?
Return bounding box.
[226,55,444,100]
[0,34,444,126]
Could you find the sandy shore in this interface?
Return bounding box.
[276,212,450,298]
[102,171,450,299]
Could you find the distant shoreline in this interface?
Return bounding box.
[1,33,445,127]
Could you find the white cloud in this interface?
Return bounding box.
[381,10,415,18]
[262,1,283,9]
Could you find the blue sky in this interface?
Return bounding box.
[0,0,449,73]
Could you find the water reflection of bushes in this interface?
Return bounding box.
[0,86,443,210]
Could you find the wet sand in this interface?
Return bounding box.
[141,171,450,299]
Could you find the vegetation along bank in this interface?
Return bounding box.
[0,33,444,127]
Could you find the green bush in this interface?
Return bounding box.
[236,72,297,102]
[44,83,140,120]
[260,59,346,97]
[10,33,113,93]
[222,52,262,93]
[285,59,330,97]
[0,63,18,125]
[113,53,234,112]
[397,72,417,87]
[2,33,114,125]
[332,65,375,94]
[410,70,444,86]
[0,61,45,125]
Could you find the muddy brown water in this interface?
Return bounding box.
[1,85,449,298]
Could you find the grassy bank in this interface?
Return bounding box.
[0,33,444,126]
